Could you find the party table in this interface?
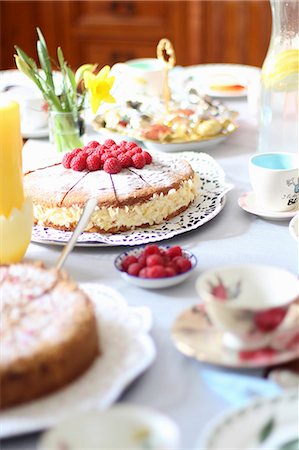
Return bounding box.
[1,97,297,450]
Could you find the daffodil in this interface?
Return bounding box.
[84,65,115,114]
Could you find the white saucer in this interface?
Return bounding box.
[238,191,298,220]
[22,127,49,139]
[289,213,299,242]
[171,305,299,369]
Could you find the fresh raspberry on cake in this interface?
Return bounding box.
[71,147,83,157]
[86,153,101,171]
[125,141,138,150]
[104,157,122,174]
[117,153,133,168]
[132,153,146,169]
[86,140,100,149]
[70,153,87,171]
[110,144,119,153]
[142,151,152,164]
[103,139,116,148]
[134,147,143,153]
[62,152,74,169]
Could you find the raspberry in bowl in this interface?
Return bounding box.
[114,244,197,289]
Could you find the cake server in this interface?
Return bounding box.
[56,197,98,270]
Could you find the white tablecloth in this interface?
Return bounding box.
[1,98,297,450]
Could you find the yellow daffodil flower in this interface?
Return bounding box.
[84,65,115,114]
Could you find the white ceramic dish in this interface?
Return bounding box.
[0,283,155,439]
[289,213,299,241]
[114,246,197,289]
[196,390,299,450]
[178,63,261,98]
[28,151,232,246]
[171,303,299,369]
[238,191,299,220]
[38,404,180,450]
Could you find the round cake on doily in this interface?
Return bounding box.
[0,262,99,409]
[23,141,199,233]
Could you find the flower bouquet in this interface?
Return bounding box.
[15,28,115,152]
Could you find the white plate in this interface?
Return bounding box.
[0,283,155,439]
[22,127,49,139]
[197,390,299,450]
[30,151,232,247]
[238,191,299,220]
[289,213,299,242]
[178,63,261,98]
[38,405,180,450]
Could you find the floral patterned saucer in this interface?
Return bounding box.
[171,304,299,369]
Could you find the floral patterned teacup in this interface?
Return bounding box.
[196,265,298,350]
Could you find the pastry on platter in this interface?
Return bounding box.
[93,97,237,143]
[0,262,99,409]
[24,141,199,233]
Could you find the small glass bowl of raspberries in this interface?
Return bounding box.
[114,244,197,289]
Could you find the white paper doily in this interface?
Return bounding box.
[0,284,155,439]
[31,152,233,247]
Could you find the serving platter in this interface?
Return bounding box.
[31,152,232,247]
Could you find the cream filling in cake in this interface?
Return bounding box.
[34,176,199,231]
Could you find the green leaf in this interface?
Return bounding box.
[37,39,55,92]
[15,46,38,71]
[66,67,77,92]
[258,417,275,443]
[279,438,299,450]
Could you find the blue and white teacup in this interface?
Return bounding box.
[249,152,299,211]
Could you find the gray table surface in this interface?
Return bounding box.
[1,98,297,450]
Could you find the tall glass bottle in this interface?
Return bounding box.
[258,0,299,153]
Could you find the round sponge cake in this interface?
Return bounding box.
[24,153,198,233]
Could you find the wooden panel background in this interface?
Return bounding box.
[0,0,272,71]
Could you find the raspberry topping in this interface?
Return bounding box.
[62,152,74,169]
[103,157,122,174]
[86,153,101,171]
[117,153,133,168]
[63,140,152,172]
[132,153,146,169]
[70,153,87,171]
[103,139,116,148]
[86,140,100,149]
[142,151,153,165]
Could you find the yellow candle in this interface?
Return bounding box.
[0,97,33,264]
[0,99,24,217]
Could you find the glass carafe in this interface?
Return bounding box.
[258,0,299,153]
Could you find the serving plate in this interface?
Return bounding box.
[0,283,155,439]
[31,152,232,247]
[177,63,261,98]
